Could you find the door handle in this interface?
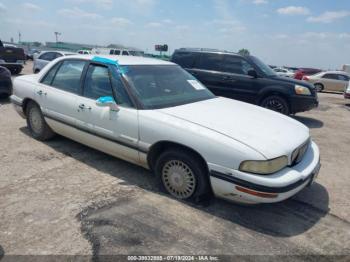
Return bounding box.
[78,104,92,110]
[222,76,235,81]
[37,90,47,96]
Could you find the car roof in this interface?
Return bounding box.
[174,48,242,57]
[60,54,175,66]
[40,50,76,55]
[320,71,350,76]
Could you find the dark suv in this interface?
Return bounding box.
[171,48,318,115]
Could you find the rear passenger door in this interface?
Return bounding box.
[38,59,87,127]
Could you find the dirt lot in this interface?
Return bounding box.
[0,62,349,260]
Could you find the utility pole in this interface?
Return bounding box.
[18,31,21,43]
[54,32,61,43]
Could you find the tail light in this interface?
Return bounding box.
[303,76,309,81]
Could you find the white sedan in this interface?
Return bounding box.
[273,67,295,78]
[11,55,321,204]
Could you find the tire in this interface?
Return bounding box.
[260,95,290,115]
[155,149,210,201]
[26,101,55,141]
[314,83,324,92]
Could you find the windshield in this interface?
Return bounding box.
[121,65,215,109]
[249,56,277,77]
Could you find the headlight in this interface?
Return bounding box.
[239,156,288,175]
[295,85,311,95]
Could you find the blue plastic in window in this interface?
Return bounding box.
[97,96,115,104]
[92,56,118,66]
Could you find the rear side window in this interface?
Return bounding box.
[83,65,113,99]
[109,50,114,55]
[172,52,198,68]
[197,53,224,71]
[41,62,61,85]
[51,60,86,94]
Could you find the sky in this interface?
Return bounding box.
[0,0,350,69]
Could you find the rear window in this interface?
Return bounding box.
[172,52,198,68]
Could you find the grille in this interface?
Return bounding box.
[291,139,310,166]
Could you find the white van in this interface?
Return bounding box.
[91,48,144,57]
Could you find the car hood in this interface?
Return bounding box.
[159,97,310,160]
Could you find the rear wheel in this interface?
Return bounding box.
[314,83,324,92]
[26,101,55,141]
[155,149,210,201]
[260,95,290,115]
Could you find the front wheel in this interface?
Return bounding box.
[155,149,210,201]
[26,101,55,141]
[260,95,290,115]
[314,83,324,92]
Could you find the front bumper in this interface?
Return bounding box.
[209,141,321,204]
[289,95,319,114]
[10,95,26,118]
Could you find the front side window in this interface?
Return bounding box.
[122,65,215,109]
[122,51,129,56]
[197,53,224,72]
[337,74,349,81]
[51,60,86,94]
[249,56,276,77]
[83,65,113,99]
[222,56,254,75]
[84,64,133,107]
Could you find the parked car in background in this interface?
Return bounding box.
[92,48,144,56]
[294,68,322,80]
[77,50,91,55]
[0,66,12,98]
[344,81,350,99]
[26,49,40,60]
[303,71,350,93]
[10,55,321,204]
[0,41,26,75]
[273,67,294,78]
[171,48,318,115]
[33,51,75,73]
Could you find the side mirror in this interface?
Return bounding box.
[96,96,119,112]
[248,70,258,78]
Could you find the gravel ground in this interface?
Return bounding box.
[0,62,349,260]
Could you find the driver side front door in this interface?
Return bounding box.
[75,63,140,164]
